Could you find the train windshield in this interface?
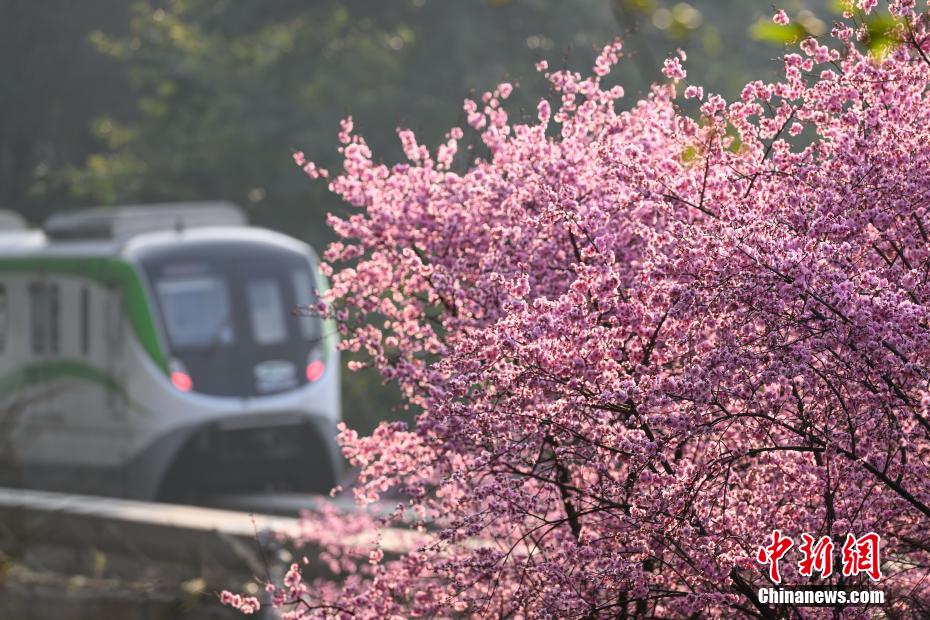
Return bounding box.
[156,274,235,349]
[141,241,324,397]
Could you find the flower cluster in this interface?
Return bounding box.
[220,591,260,615]
[229,3,930,617]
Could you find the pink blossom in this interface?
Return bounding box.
[220,591,260,615]
[301,161,326,179]
[684,85,704,100]
[773,9,790,25]
[274,7,930,617]
[594,40,623,77]
[338,116,354,144]
[662,56,687,80]
[537,99,551,122]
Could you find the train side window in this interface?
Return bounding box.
[29,283,47,355]
[0,284,7,353]
[48,284,60,355]
[80,287,90,355]
[28,283,60,356]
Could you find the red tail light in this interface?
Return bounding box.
[305,360,325,382]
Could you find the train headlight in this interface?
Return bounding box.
[169,358,194,392]
[305,353,325,383]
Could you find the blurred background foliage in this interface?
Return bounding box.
[0,0,897,432]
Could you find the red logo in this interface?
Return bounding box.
[757,531,882,583]
[841,532,883,582]
[756,530,794,584]
[798,534,834,578]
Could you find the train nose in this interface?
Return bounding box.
[156,413,339,503]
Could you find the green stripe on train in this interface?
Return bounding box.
[311,263,338,359]
[0,257,167,373]
[0,360,151,415]
[0,359,124,396]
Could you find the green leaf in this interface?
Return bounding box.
[865,14,901,59]
[681,145,699,165]
[749,21,806,45]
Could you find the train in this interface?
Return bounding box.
[0,203,341,502]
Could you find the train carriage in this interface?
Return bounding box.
[0,203,341,502]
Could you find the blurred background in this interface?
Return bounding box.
[0,0,869,434]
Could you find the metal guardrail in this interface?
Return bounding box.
[0,487,422,619]
[0,486,299,570]
[0,487,298,619]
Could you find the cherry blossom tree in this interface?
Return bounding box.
[229,1,930,617]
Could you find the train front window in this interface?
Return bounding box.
[246,279,286,345]
[156,275,235,349]
[141,241,325,397]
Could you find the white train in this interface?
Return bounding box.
[0,203,341,502]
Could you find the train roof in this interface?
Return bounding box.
[0,203,314,262]
[44,202,245,241]
[0,209,27,231]
[122,226,316,261]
